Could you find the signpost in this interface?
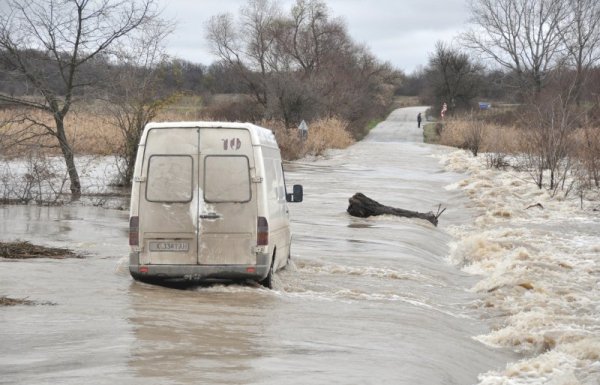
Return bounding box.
[298,120,308,141]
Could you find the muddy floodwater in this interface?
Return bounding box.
[2,107,524,384]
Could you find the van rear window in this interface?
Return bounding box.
[204,155,251,203]
[146,155,193,202]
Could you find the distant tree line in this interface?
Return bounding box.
[0,54,261,101]
[398,0,600,117]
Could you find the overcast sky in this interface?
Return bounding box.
[160,0,470,74]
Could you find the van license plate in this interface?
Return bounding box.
[149,241,189,252]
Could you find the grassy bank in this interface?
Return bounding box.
[423,122,441,144]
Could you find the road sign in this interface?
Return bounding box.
[298,120,308,141]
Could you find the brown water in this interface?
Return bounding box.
[0,107,517,385]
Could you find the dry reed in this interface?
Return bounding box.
[440,117,524,154]
[0,108,121,156]
[0,107,355,161]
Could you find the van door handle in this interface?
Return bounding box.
[199,212,221,219]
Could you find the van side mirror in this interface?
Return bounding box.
[286,184,303,203]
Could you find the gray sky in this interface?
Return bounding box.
[161,0,470,74]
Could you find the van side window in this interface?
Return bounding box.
[146,155,193,202]
[204,155,251,203]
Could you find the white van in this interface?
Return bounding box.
[128,122,303,288]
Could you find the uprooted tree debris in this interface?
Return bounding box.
[347,193,446,226]
[0,296,36,306]
[0,241,82,259]
[0,295,56,307]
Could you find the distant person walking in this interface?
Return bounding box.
[417,112,422,128]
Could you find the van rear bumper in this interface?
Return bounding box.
[128,252,271,283]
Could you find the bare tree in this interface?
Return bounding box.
[0,0,159,198]
[206,0,280,109]
[463,114,485,157]
[423,42,483,115]
[558,0,600,103]
[522,85,577,191]
[205,0,398,133]
[242,0,281,74]
[277,0,345,76]
[462,0,568,95]
[104,18,175,186]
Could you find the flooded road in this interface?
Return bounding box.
[1,107,518,384]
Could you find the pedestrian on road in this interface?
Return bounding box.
[417,112,422,128]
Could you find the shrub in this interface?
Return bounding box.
[264,120,305,161]
[519,95,577,191]
[574,126,600,188]
[264,117,354,160]
[462,118,484,156]
[422,122,441,144]
[304,117,354,156]
[435,122,443,136]
[485,153,510,169]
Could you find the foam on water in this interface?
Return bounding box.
[442,150,600,384]
[293,259,448,286]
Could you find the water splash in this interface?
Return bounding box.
[443,150,600,384]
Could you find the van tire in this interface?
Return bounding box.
[259,252,276,289]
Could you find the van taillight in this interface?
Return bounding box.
[257,217,268,246]
[129,216,139,246]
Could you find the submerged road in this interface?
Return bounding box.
[0,107,517,384]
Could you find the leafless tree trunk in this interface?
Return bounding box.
[347,193,445,226]
[0,0,159,198]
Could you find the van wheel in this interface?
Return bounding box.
[259,254,275,289]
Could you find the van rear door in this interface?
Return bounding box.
[138,128,198,265]
[197,128,257,265]
[138,127,258,268]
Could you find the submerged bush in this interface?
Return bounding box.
[266,117,354,160]
[304,117,354,156]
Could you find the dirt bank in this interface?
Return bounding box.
[0,241,82,259]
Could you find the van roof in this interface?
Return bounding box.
[143,121,278,148]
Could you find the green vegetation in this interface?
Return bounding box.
[366,119,382,131]
[423,122,442,144]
